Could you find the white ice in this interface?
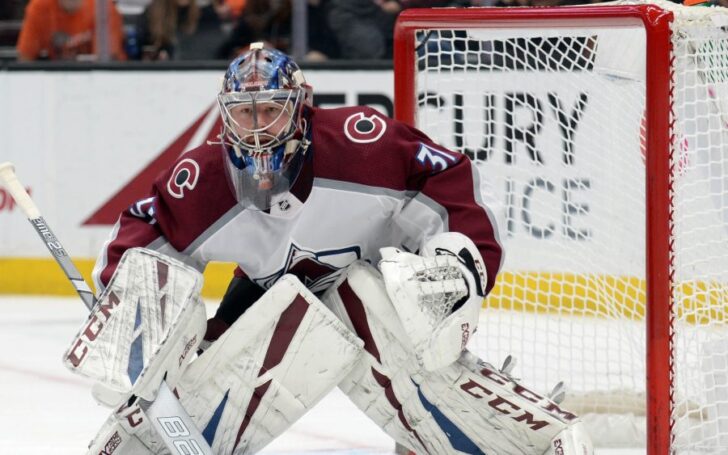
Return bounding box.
[0,296,644,454]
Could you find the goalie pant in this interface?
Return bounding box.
[322,261,594,455]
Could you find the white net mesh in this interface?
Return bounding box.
[671,8,728,450]
[401,1,728,449]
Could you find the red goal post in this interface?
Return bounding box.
[394,2,728,453]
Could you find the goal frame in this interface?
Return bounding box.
[393,5,674,454]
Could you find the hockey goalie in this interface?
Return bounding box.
[66,43,593,454]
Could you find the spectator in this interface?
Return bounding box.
[0,0,25,56]
[215,0,246,20]
[0,0,26,20]
[137,0,229,60]
[326,0,398,59]
[305,0,339,60]
[16,0,126,60]
[327,0,452,60]
[218,0,344,61]
[216,0,291,59]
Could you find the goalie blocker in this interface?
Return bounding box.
[63,248,207,407]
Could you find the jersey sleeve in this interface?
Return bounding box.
[310,105,504,294]
[92,188,170,292]
[420,154,503,295]
[92,145,235,292]
[395,122,504,295]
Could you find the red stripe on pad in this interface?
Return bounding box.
[258,294,309,376]
[336,279,425,450]
[157,261,169,289]
[338,279,382,363]
[234,379,272,450]
[371,368,428,452]
[233,294,310,450]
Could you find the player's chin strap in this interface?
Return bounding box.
[379,232,487,371]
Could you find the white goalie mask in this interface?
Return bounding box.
[216,43,313,210]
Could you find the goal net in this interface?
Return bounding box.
[394,1,728,451]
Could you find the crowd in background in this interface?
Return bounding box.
[0,0,720,62]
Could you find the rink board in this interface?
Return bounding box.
[1,68,725,323]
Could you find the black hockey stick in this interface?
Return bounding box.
[0,161,213,455]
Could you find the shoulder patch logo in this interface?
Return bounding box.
[167,158,200,199]
[344,112,387,144]
[416,143,459,172]
[129,196,157,224]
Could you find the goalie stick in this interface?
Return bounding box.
[0,161,213,455]
[0,163,95,310]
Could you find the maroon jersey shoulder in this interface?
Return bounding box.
[309,106,463,191]
[96,144,236,286]
[152,143,238,251]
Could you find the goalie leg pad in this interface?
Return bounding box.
[545,422,594,455]
[175,274,364,454]
[87,381,217,455]
[324,262,593,454]
[86,404,158,455]
[323,261,436,450]
[64,248,207,407]
[325,261,479,453]
[414,352,594,454]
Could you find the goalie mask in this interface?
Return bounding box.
[217,43,313,210]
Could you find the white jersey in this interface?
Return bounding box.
[93,106,503,296]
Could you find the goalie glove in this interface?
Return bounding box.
[379,232,487,371]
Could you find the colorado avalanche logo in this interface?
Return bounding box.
[255,243,362,293]
[344,112,387,144]
[167,158,200,199]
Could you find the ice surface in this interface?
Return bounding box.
[0,296,644,454]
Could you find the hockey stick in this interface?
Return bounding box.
[0,163,96,310]
[0,162,213,455]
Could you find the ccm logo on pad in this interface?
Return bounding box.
[167,159,200,199]
[460,364,577,432]
[66,292,122,367]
